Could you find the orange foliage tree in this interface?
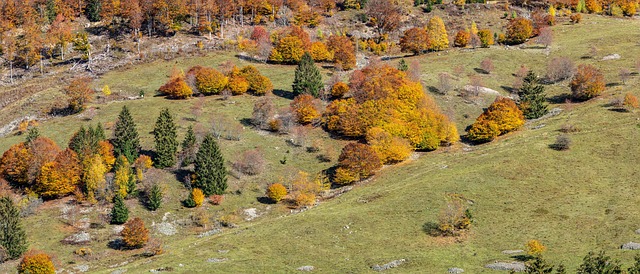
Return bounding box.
[0,143,32,185]
[158,75,193,99]
[323,64,459,150]
[467,97,525,143]
[624,93,639,110]
[506,18,533,45]
[331,82,349,98]
[310,41,333,62]
[17,250,55,274]
[227,76,249,95]
[366,127,413,164]
[266,183,287,202]
[188,66,228,95]
[570,64,605,101]
[454,30,470,47]
[334,143,382,185]
[239,66,273,95]
[327,35,356,70]
[35,149,81,198]
[400,27,429,55]
[65,77,94,113]
[291,94,321,124]
[121,217,149,249]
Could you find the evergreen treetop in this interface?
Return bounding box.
[152,108,178,168]
[193,133,227,196]
[519,71,548,119]
[292,52,323,98]
[113,105,140,163]
[0,197,27,259]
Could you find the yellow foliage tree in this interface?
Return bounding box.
[228,76,249,95]
[427,16,449,51]
[467,97,524,143]
[291,94,321,124]
[102,85,111,96]
[310,41,333,62]
[266,183,287,202]
[526,239,546,256]
[98,140,116,171]
[35,149,81,198]
[269,36,305,64]
[191,188,205,207]
[470,22,478,35]
[478,29,494,47]
[114,155,132,197]
[331,82,349,98]
[82,154,107,203]
[366,127,413,164]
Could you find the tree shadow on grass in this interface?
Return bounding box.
[547,94,570,104]
[272,89,295,100]
[474,68,489,74]
[256,197,275,204]
[108,239,125,250]
[422,221,441,237]
[511,254,533,262]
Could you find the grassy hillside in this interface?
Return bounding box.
[0,15,639,273]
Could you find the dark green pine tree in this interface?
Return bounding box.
[0,197,27,259]
[94,123,106,141]
[110,194,129,224]
[193,134,227,196]
[85,0,101,22]
[147,183,163,211]
[398,59,408,72]
[69,125,87,155]
[25,127,40,143]
[524,256,555,274]
[113,106,140,163]
[292,52,323,98]
[152,108,178,168]
[180,126,197,166]
[519,71,548,119]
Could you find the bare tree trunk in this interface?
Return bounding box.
[10,61,13,83]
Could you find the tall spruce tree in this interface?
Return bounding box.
[292,52,323,98]
[180,126,197,166]
[398,59,408,71]
[85,0,101,22]
[193,134,227,196]
[113,106,140,163]
[519,71,548,119]
[110,194,129,224]
[147,183,163,211]
[152,108,178,168]
[25,127,40,143]
[0,197,27,259]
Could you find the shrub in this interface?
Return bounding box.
[624,93,640,110]
[331,82,349,98]
[209,194,224,205]
[310,41,332,62]
[188,66,228,95]
[551,134,571,150]
[18,250,55,274]
[437,73,453,95]
[227,76,249,95]
[121,217,149,249]
[478,29,494,47]
[437,193,472,236]
[159,76,192,99]
[295,193,315,207]
[266,183,287,202]
[65,77,94,113]
[110,194,129,224]
[526,239,546,256]
[400,27,429,55]
[453,30,470,47]
[291,94,321,124]
[334,143,382,185]
[480,58,494,74]
[232,149,266,176]
[467,97,525,143]
[570,64,605,101]
[252,97,275,129]
[570,13,582,23]
[506,18,533,45]
[250,26,270,43]
[560,124,580,133]
[546,57,575,83]
[366,127,412,164]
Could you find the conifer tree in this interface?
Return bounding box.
[180,126,197,166]
[113,106,140,163]
[292,52,323,98]
[110,194,129,224]
[0,197,27,259]
[193,134,227,196]
[519,71,548,119]
[147,183,162,211]
[152,108,178,168]
[398,59,408,71]
[94,123,106,141]
[25,127,40,143]
[427,16,449,51]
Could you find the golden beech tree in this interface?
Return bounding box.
[467,97,525,143]
[331,82,349,98]
[366,127,413,164]
[291,94,321,124]
[121,217,149,249]
[228,76,250,95]
[188,66,229,95]
[291,171,322,207]
[82,154,108,203]
[506,18,533,45]
[570,64,605,101]
[240,66,273,95]
[269,36,305,64]
[158,75,193,99]
[310,41,333,62]
[454,30,470,47]
[334,143,381,185]
[36,149,81,198]
[478,29,494,47]
[427,16,449,51]
[327,35,356,70]
[400,27,430,55]
[17,250,55,274]
[266,183,287,202]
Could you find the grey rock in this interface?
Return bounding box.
[372,259,406,271]
[155,222,177,236]
[207,258,228,263]
[485,262,526,272]
[621,242,640,250]
[244,208,259,221]
[635,229,640,234]
[73,264,90,272]
[63,231,91,244]
[110,270,127,274]
[112,225,124,234]
[602,54,621,61]
[448,267,464,274]
[218,250,229,253]
[297,266,314,271]
[197,228,222,238]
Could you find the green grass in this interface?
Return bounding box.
[1,14,640,273]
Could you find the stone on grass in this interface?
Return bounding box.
[207,258,228,263]
[372,259,406,271]
[602,54,621,61]
[74,264,90,272]
[501,250,524,255]
[63,231,91,245]
[197,228,222,238]
[485,261,526,272]
[155,222,177,236]
[621,242,640,250]
[297,266,314,271]
[448,267,464,273]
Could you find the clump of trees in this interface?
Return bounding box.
[570,64,605,101]
[506,18,534,45]
[333,143,382,185]
[467,97,525,143]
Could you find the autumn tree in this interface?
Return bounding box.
[437,193,472,236]
[82,154,108,202]
[240,66,274,95]
[478,29,494,47]
[400,27,429,55]
[65,77,94,113]
[570,64,605,101]
[110,194,129,224]
[121,217,148,249]
[331,82,349,98]
[366,127,412,164]
[624,93,639,110]
[518,71,548,119]
[334,143,382,185]
[269,35,305,64]
[193,134,227,196]
[251,97,276,129]
[0,197,27,259]
[506,18,533,45]
[114,155,134,197]
[159,74,193,99]
[427,16,449,51]
[365,0,402,42]
[72,32,91,62]
[291,94,321,124]
[35,149,81,198]
[17,250,54,274]
[47,14,72,60]
[327,35,356,70]
[0,143,33,185]
[454,30,470,47]
[267,183,287,202]
[292,52,323,97]
[185,188,204,207]
[113,105,140,163]
[227,76,249,95]
[526,239,546,256]
[310,41,332,62]
[153,108,178,168]
[188,66,229,95]
[467,97,525,143]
